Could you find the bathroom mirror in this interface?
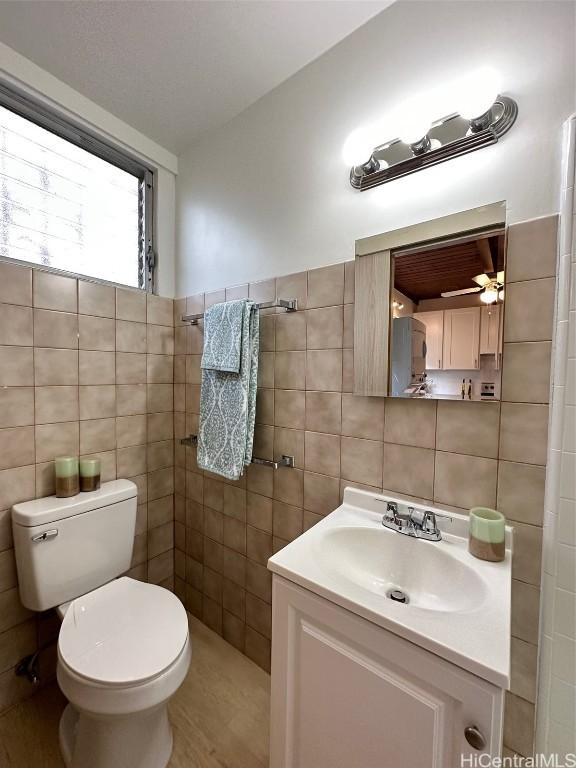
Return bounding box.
[354,202,506,399]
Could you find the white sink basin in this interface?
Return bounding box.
[268,488,512,687]
[315,526,487,613]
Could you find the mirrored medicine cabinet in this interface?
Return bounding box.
[353,202,506,401]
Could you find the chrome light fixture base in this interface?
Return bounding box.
[350,95,518,191]
[408,134,432,156]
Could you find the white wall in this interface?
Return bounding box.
[536,115,576,760]
[0,41,178,297]
[176,0,575,296]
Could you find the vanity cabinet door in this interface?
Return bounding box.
[442,307,481,369]
[417,310,444,369]
[270,576,503,768]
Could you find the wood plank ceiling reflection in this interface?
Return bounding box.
[393,235,504,302]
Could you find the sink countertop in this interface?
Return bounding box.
[268,488,512,688]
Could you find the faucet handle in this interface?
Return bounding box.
[377,500,405,529]
[385,501,400,522]
[422,510,453,534]
[422,511,437,534]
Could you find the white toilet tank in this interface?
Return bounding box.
[12,479,137,611]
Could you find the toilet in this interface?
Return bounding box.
[11,479,191,768]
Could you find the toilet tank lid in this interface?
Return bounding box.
[12,479,137,527]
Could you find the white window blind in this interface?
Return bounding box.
[0,104,141,287]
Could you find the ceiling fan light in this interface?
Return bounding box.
[481,287,498,304]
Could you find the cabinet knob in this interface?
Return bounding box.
[464,725,486,751]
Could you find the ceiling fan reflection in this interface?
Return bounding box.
[441,271,504,304]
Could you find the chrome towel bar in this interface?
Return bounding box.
[251,455,295,469]
[181,298,297,325]
[179,434,294,470]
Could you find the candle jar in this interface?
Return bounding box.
[469,507,506,562]
[55,456,79,498]
[79,458,101,492]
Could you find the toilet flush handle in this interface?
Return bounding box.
[31,529,59,542]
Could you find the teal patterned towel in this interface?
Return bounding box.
[197,300,259,480]
[201,299,246,373]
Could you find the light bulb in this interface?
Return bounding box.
[395,99,431,145]
[397,114,430,145]
[481,286,498,304]
[454,67,500,119]
[342,125,378,167]
[498,289,505,301]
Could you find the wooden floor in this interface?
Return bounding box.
[0,615,271,768]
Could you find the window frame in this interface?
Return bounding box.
[0,80,156,292]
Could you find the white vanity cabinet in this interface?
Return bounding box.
[417,310,444,369]
[270,576,504,768]
[442,307,481,370]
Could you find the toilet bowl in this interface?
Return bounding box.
[56,577,191,768]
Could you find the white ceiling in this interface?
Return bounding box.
[0,0,391,154]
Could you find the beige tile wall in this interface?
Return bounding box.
[174,215,557,758]
[0,263,174,713]
[0,214,556,753]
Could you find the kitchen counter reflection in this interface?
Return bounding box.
[402,393,495,401]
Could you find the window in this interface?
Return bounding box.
[0,83,154,290]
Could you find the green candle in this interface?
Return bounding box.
[79,458,101,492]
[469,507,505,562]
[55,456,78,477]
[80,458,100,477]
[54,456,79,498]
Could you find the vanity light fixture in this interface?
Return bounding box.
[346,68,518,191]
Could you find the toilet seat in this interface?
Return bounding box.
[58,635,191,717]
[58,577,189,687]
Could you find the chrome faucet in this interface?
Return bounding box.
[380,501,452,542]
